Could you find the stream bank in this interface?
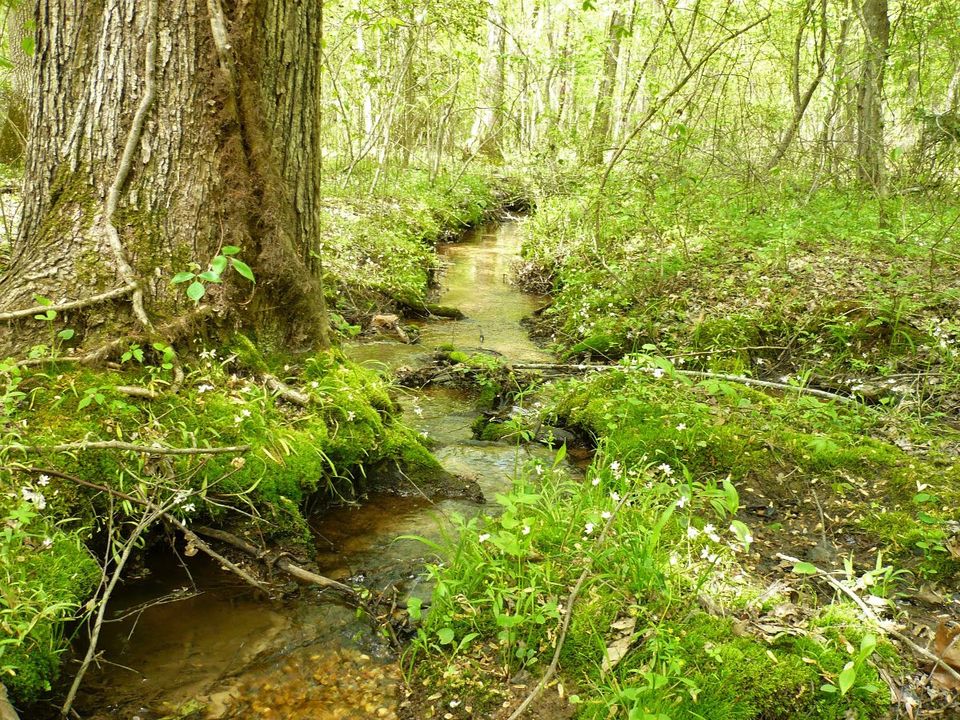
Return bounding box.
[61,219,570,719]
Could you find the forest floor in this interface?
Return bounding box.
[400,171,960,720]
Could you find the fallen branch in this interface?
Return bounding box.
[0,284,136,322]
[508,362,855,404]
[193,525,359,600]
[4,441,249,456]
[776,553,960,684]
[263,373,312,407]
[114,385,160,400]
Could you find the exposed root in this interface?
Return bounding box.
[263,373,312,406]
[0,284,135,322]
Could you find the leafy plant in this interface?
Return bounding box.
[171,246,255,303]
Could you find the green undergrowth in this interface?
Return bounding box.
[0,344,443,703]
[321,165,512,323]
[518,170,960,415]
[406,356,952,719]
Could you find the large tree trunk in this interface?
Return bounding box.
[0,0,330,356]
[855,0,889,186]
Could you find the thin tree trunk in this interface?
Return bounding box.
[856,0,890,187]
[588,9,623,164]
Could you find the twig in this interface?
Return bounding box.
[506,494,629,720]
[776,553,960,684]
[0,284,136,322]
[4,441,249,455]
[11,467,271,595]
[61,504,163,716]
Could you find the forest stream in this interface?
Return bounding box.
[72,220,567,720]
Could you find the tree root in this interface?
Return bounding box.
[0,284,136,322]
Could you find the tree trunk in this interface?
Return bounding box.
[0,3,31,163]
[0,0,330,356]
[587,9,623,164]
[856,0,889,186]
[465,0,506,160]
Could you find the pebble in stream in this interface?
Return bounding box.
[222,647,399,719]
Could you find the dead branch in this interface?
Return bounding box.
[776,554,960,684]
[4,441,249,455]
[114,385,160,400]
[0,284,136,322]
[263,373,312,407]
[506,494,630,720]
[193,525,359,600]
[11,467,271,595]
[508,362,855,403]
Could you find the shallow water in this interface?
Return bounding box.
[73,220,564,719]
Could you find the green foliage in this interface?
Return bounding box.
[171,245,255,303]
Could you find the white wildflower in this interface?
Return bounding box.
[182,503,196,514]
[700,547,719,563]
[534,464,544,476]
[310,381,319,389]
[584,522,595,535]
[413,406,423,417]
[37,474,50,486]
[241,408,252,418]
[600,511,612,520]
[591,477,600,486]
[652,367,665,379]
[675,495,687,509]
[42,537,53,549]
[609,460,622,477]
[704,523,721,543]
[610,491,621,502]
[478,533,491,543]
[346,410,356,421]
[197,384,215,394]
[522,525,531,536]
[686,525,700,539]
[657,463,674,477]
[675,423,687,431]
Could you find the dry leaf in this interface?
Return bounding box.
[601,615,637,673]
[930,622,960,690]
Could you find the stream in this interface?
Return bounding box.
[73,220,567,719]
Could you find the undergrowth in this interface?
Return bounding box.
[405,356,956,719]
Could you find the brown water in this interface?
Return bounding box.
[73,220,565,719]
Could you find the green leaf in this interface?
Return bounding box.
[33,295,53,306]
[186,281,206,302]
[198,270,222,283]
[57,329,75,340]
[78,395,92,409]
[21,37,34,56]
[231,258,256,283]
[211,255,229,274]
[792,561,818,575]
[171,271,195,284]
[437,627,455,645]
[837,661,856,695]
[552,443,567,468]
[221,245,241,256]
[406,597,422,621]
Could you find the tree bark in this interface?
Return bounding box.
[855,0,889,186]
[0,0,331,356]
[587,8,623,164]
